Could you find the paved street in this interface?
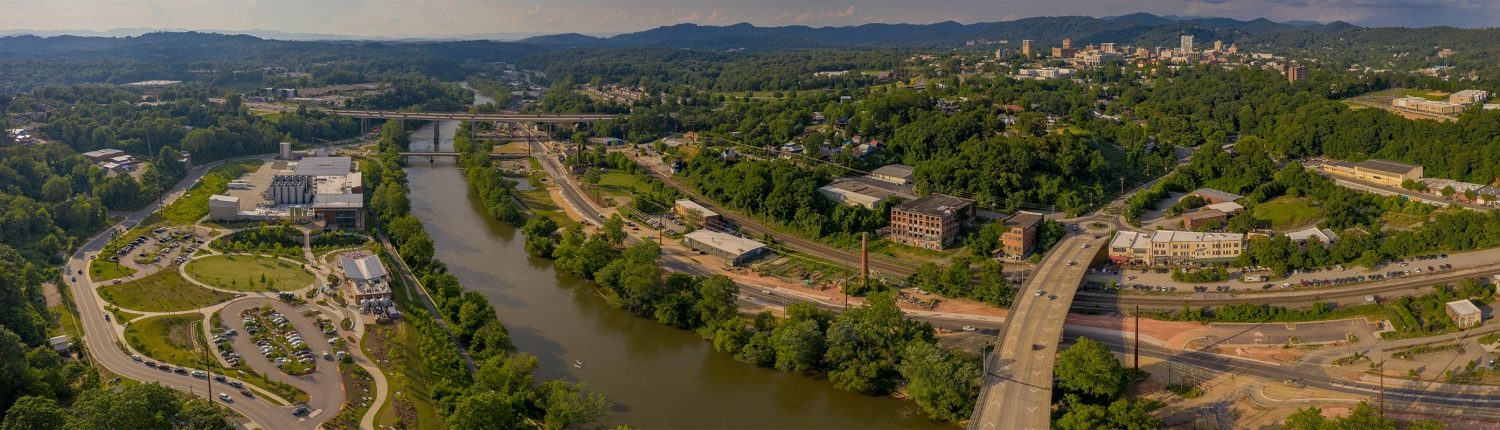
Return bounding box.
[971,234,1108,430]
[63,157,317,429]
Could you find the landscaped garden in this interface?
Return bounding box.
[185,254,315,292]
[98,269,238,312]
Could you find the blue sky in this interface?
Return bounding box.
[1,0,1495,38]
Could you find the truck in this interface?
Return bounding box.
[1242,275,1267,282]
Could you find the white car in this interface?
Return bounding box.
[218,393,232,402]
[961,326,976,331]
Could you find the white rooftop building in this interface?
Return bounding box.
[340,254,392,301]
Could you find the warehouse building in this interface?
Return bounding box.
[1446,300,1482,329]
[888,194,974,250]
[684,230,768,266]
[673,199,721,228]
[208,195,241,221]
[818,176,917,209]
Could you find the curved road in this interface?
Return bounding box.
[63,156,333,429]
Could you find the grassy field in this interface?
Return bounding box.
[125,314,209,369]
[49,306,82,339]
[186,254,315,292]
[90,259,136,282]
[160,160,263,225]
[108,306,144,323]
[1403,89,1449,101]
[1253,196,1326,230]
[126,312,306,404]
[596,171,651,196]
[98,269,238,312]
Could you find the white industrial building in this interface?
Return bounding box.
[684,230,768,266]
[208,195,241,221]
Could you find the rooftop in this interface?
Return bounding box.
[820,176,917,201]
[1109,230,1152,250]
[1355,159,1421,176]
[1286,227,1339,244]
[870,164,915,180]
[1182,209,1227,221]
[82,148,125,159]
[1447,299,1481,317]
[674,199,719,218]
[340,254,388,281]
[1204,202,1244,213]
[1151,230,1243,243]
[312,193,363,209]
[1005,211,1044,229]
[1191,188,1244,203]
[684,230,767,256]
[209,194,239,204]
[292,156,354,177]
[895,194,974,217]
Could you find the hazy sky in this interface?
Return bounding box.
[1,0,1496,38]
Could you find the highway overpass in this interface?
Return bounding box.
[970,233,1108,430]
[321,109,618,123]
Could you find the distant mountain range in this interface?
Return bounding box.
[516,13,1357,50]
[0,13,1384,62]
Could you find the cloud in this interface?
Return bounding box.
[508,3,541,24]
[599,11,630,24]
[773,4,858,25]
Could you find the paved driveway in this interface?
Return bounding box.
[217,298,345,427]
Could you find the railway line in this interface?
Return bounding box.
[1074,263,1500,311]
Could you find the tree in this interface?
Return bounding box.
[1054,337,1126,399]
[602,214,627,245]
[1,396,68,430]
[772,319,826,373]
[898,342,981,422]
[1015,112,1048,137]
[40,177,72,203]
[0,328,34,414]
[446,391,524,430]
[539,381,608,430]
[521,216,559,257]
[1283,401,1396,430]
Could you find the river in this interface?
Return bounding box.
[403,116,946,428]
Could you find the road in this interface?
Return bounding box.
[64,156,317,429]
[518,126,607,228]
[970,234,1107,430]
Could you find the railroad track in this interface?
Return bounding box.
[1074,263,1500,311]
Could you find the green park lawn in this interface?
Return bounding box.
[98,269,238,312]
[1402,89,1449,101]
[596,171,651,196]
[185,254,315,292]
[90,259,136,282]
[125,314,208,369]
[1252,196,1325,230]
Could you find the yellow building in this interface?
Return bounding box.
[1322,159,1423,188]
[1148,230,1244,265]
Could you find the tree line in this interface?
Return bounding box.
[514,212,983,423]
[364,120,608,429]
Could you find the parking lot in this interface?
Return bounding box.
[215,298,345,415]
[107,226,204,268]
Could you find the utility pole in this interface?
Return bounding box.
[1378,360,1386,417]
[1134,304,1141,371]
